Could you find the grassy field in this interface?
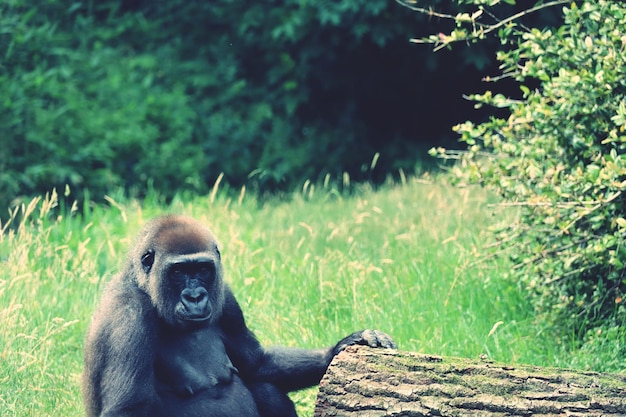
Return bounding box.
[0,176,617,416]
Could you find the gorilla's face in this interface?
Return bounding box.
[134,216,225,327]
[168,257,217,322]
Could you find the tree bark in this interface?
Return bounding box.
[314,346,626,416]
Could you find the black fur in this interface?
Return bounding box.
[82,215,396,417]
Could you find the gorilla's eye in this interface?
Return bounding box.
[197,262,216,277]
[141,250,155,273]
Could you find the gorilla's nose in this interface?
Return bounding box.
[176,287,211,322]
[181,287,208,306]
[179,287,210,321]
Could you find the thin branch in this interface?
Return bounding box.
[488,192,623,210]
[559,191,622,234]
[475,0,570,37]
[393,0,461,21]
[433,149,502,160]
[511,237,592,271]
[397,0,570,50]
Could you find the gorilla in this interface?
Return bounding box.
[82,215,396,417]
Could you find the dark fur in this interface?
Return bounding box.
[82,215,396,417]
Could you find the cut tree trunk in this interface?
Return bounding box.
[314,346,626,416]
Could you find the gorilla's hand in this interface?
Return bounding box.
[332,329,397,357]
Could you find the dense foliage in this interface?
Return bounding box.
[0,0,513,210]
[432,0,626,337]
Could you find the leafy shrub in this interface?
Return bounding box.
[0,1,203,206]
[433,0,626,334]
[1,0,530,211]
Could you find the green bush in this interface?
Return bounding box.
[0,0,203,206]
[433,0,626,334]
[1,0,527,211]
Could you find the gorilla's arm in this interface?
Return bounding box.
[255,330,396,392]
[253,346,331,392]
[83,279,159,417]
[220,287,396,393]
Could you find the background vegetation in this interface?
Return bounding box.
[432,0,626,347]
[2,0,626,416]
[0,0,561,209]
[4,177,620,417]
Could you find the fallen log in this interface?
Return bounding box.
[314,346,626,416]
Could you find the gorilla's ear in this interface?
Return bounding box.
[141,250,155,273]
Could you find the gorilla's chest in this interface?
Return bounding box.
[155,327,236,398]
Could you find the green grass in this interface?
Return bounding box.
[0,177,622,416]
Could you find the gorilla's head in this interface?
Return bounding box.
[131,215,225,327]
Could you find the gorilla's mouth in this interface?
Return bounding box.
[181,314,211,322]
[175,305,212,322]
